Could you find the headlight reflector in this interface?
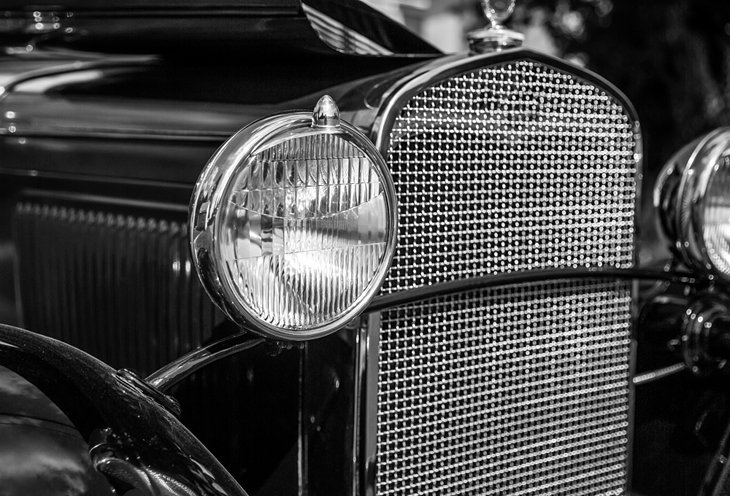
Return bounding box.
[191,96,397,340]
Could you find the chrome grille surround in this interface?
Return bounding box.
[364,52,640,496]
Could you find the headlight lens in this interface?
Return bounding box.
[191,96,397,340]
[656,127,730,281]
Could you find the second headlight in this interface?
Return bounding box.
[190,95,397,340]
[656,127,730,281]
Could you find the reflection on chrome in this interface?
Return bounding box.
[468,0,524,53]
[302,2,393,56]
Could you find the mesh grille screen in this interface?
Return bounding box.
[382,60,637,294]
[374,59,637,495]
[377,281,632,495]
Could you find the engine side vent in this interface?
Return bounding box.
[13,195,222,374]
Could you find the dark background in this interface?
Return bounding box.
[516,0,730,186]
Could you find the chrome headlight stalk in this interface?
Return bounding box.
[190,95,398,341]
[655,127,730,283]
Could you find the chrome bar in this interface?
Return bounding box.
[147,332,265,392]
[367,268,698,313]
[632,362,687,386]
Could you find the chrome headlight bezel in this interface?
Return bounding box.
[190,100,398,341]
[656,127,730,281]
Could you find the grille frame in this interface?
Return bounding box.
[355,49,643,496]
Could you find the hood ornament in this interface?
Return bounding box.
[467,0,524,54]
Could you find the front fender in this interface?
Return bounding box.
[0,323,247,496]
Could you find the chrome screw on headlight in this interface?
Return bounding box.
[190,95,397,341]
[656,127,730,282]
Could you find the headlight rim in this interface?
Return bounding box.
[190,110,398,341]
[662,127,730,282]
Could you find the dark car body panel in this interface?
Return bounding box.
[0,323,248,495]
[0,53,433,185]
[0,365,114,496]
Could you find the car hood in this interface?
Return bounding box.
[0,0,439,57]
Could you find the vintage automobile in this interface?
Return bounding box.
[0,0,729,495]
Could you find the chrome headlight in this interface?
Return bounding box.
[191,96,397,340]
[656,127,730,281]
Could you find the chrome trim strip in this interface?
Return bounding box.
[366,268,697,313]
[0,128,231,142]
[302,3,393,56]
[632,362,687,386]
[627,325,638,493]
[0,56,156,102]
[351,321,365,496]
[359,313,380,496]
[147,268,698,395]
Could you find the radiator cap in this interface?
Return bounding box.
[468,0,524,53]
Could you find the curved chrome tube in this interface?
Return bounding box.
[147,333,265,393]
[632,362,687,386]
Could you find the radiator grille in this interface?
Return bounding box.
[373,59,638,495]
[377,281,632,496]
[13,198,221,374]
[382,60,637,294]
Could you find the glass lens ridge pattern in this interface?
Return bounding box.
[220,133,388,331]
